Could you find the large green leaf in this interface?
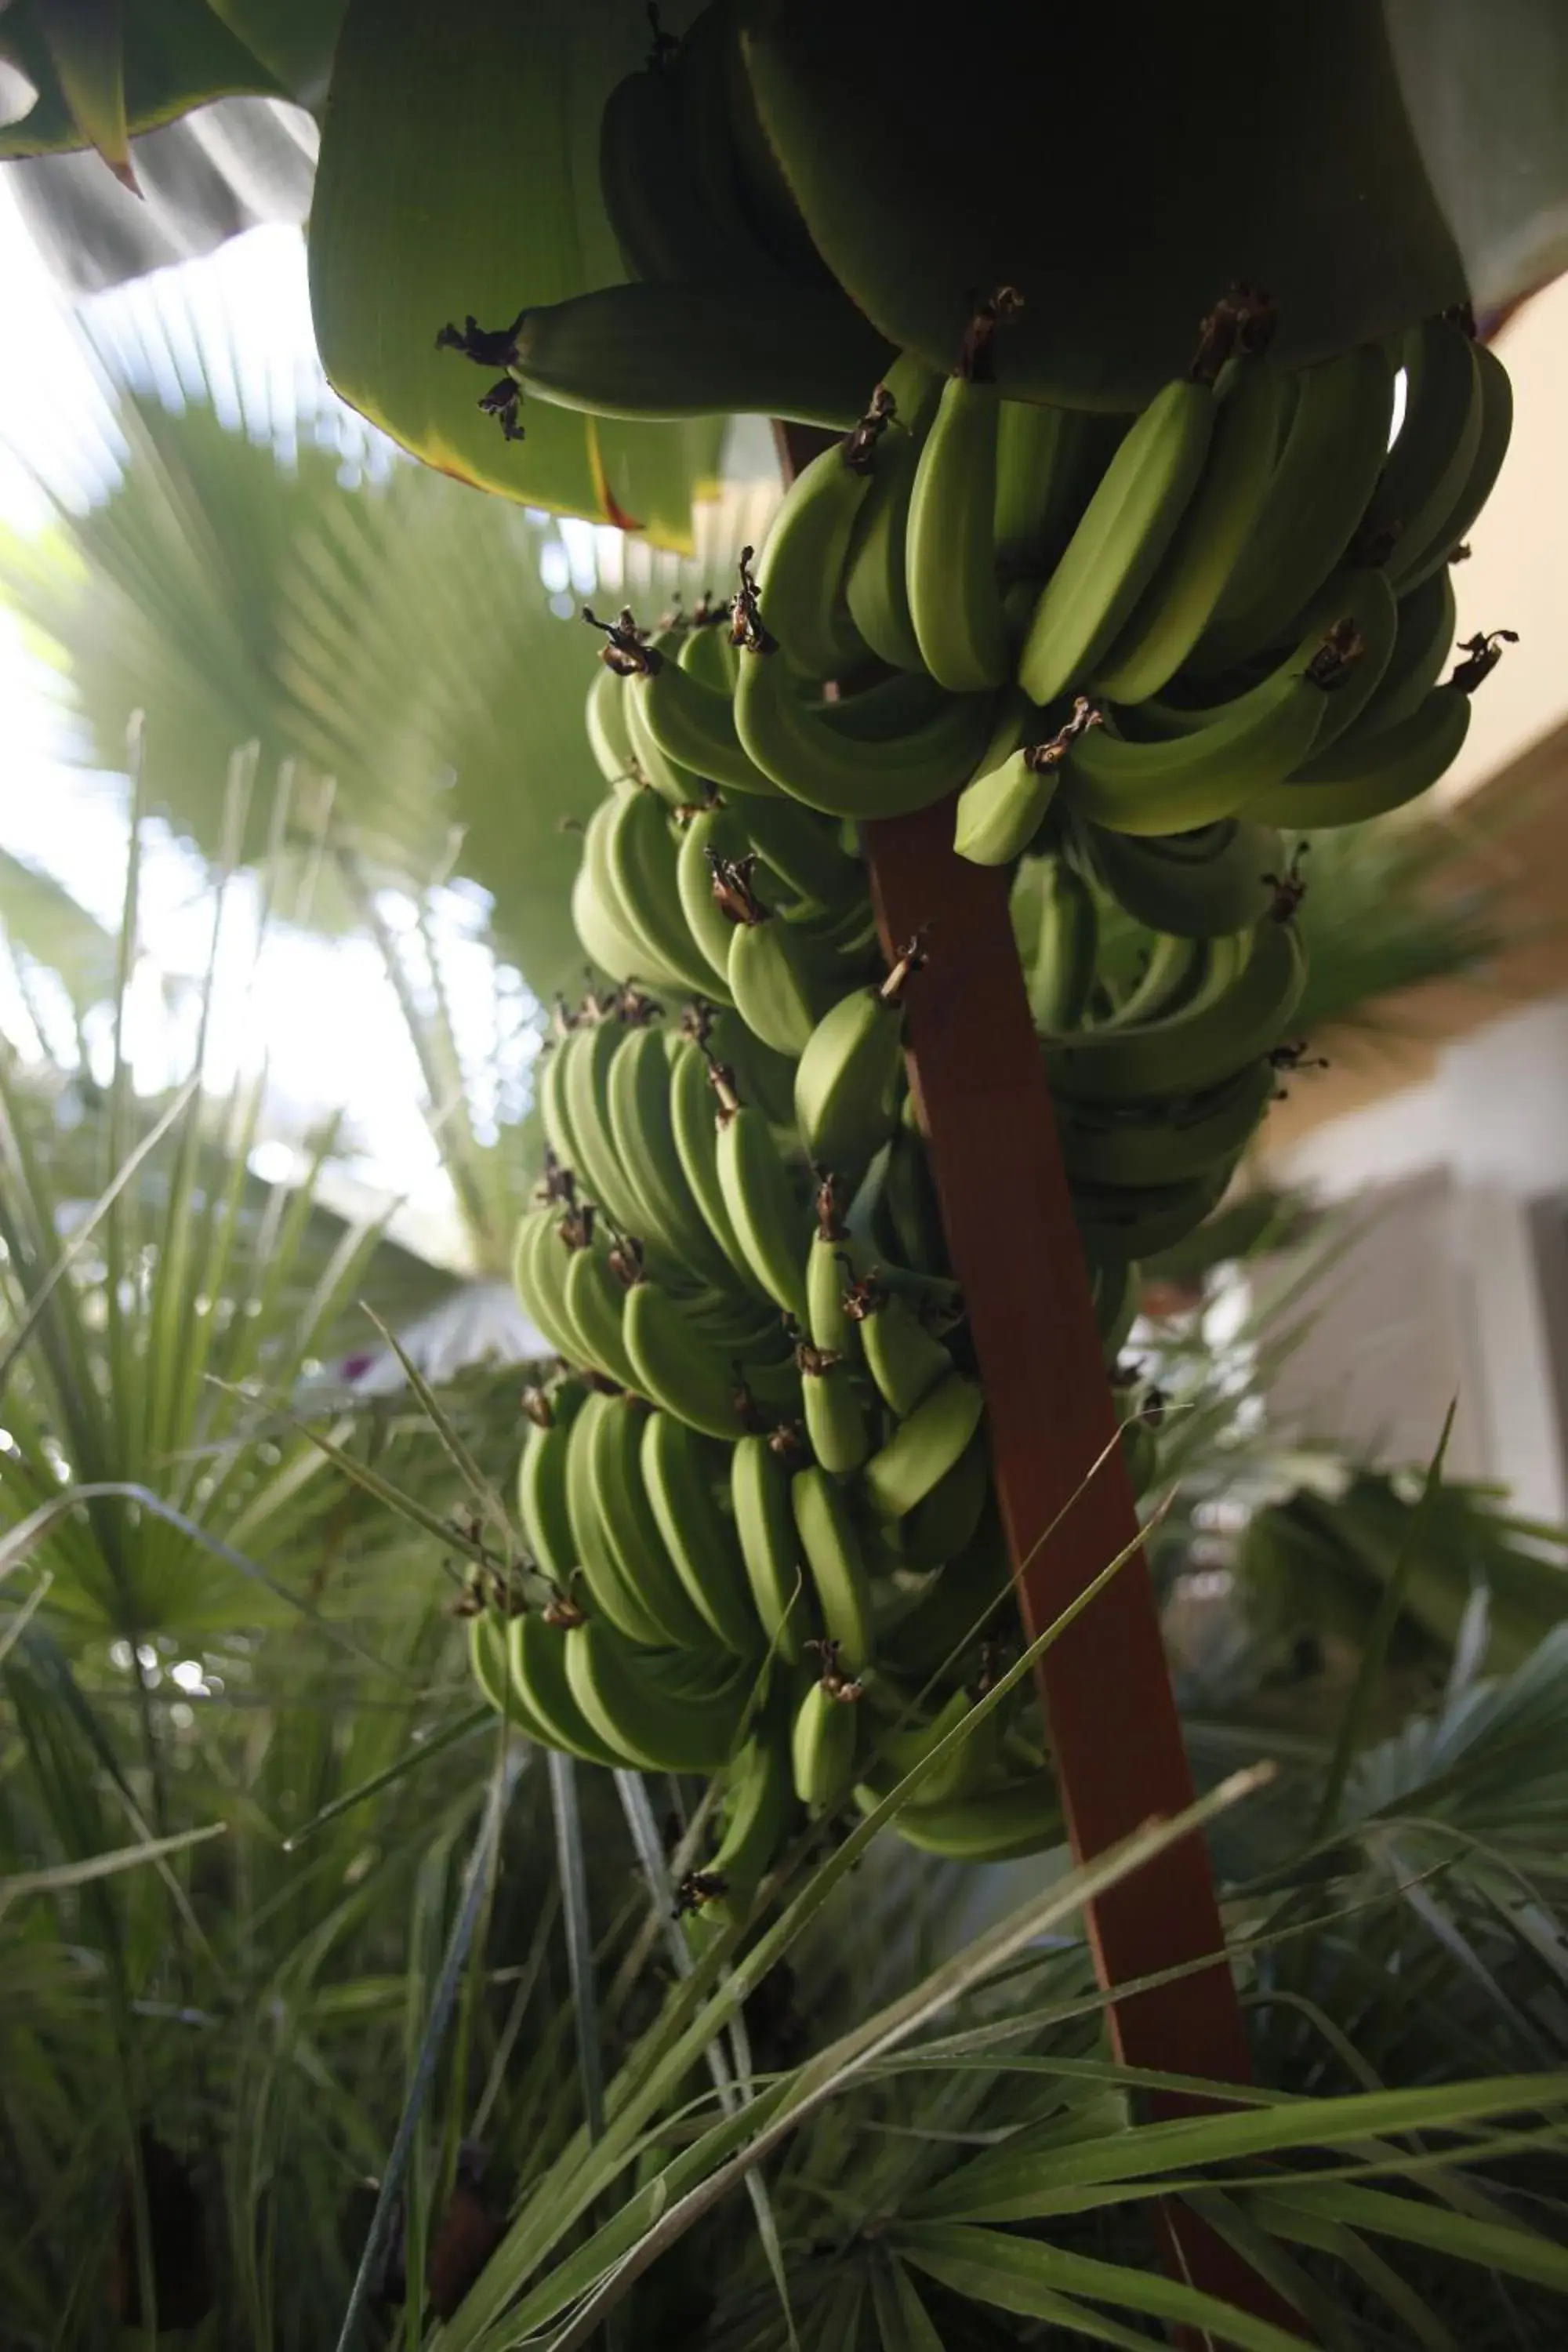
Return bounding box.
[309,0,724,543]
[0,0,331,160]
[740,1,1468,409]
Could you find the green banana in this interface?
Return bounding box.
[561,1222,641,1391]
[731,1433,815,1661]
[1098,931,1209,1032]
[585,1391,707,1646]
[792,1465,877,1671]
[512,1201,575,1364]
[666,1027,770,1300]
[1087,818,1284,940]
[1018,372,1218,705]
[794,956,915,1171]
[1110,925,1254,1032]
[640,1410,761,1655]
[953,729,1066,866]
[857,1686,982,1806]
[1244,682,1471,829]
[516,1386,584,1589]
[754,418,885,681]
[994,401,1114,579]
[563,1392,670,1646]
[1363,314,1482,590]
[677,802,747,989]
[862,1374,985,1521]
[1074,1158,1236,1259]
[849,1276,954,1418]
[1092,350,1286,703]
[679,604,740,695]
[726,893,838,1058]
[878,1504,1014,1680]
[798,1345,872,1475]
[906,372,1013,691]
[508,1613,630,1767]
[536,1011,590,1176]
[1093,1252,1141,1361]
[713,1080,811,1321]
[844,358,944,673]
[604,1015,737,1288]
[566,1617,753,1772]
[806,1181,862,1357]
[1400,339,1512,590]
[1193,341,1394,670]
[622,1273,751,1441]
[467,1609,519,1723]
[560,1004,662,1240]
[1059,666,1328,836]
[622,659,705,807]
[877,1113,949,1275]
[633,637,779,798]
[898,1432,990,1571]
[876,1769,1062,1861]
[598,59,752,287]
[586,661,638,786]
[1056,1059,1275,1187]
[591,1393,724,1650]
[1346,566,1455,742]
[791,1673,862,1814]
[1011,856,1099,1033]
[735,633,996,820]
[706,1726,797,1909]
[573,798,681,992]
[471,276,895,428]
[735,792,864,907]
[1045,903,1305,1103]
[603,784,724,998]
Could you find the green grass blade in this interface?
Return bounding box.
[0,1820,225,1913]
[332,1747,524,2352]
[1316,1401,1455,1835]
[281,1706,493,1849]
[896,2221,1310,2352]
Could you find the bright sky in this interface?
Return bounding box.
[0,184,530,1269]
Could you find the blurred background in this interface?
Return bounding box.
[3,89,1567,2350]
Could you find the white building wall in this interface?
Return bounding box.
[1263,993,1568,1523]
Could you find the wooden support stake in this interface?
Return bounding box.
[864,797,1298,2325]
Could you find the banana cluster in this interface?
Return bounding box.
[605,294,1512,858]
[466,269,1515,1900]
[489,944,1068,1883]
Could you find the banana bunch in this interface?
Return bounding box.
[557,287,1512,878]
[474,742,1087,1874]
[467,274,1515,1897]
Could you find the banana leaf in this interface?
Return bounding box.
[5,95,317,295]
[0,0,338,169]
[307,0,726,544]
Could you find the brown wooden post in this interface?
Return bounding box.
[771,422,1304,2333]
[863,803,1306,2329]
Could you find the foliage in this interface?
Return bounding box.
[0,2,339,170]
[1,903,1566,2343]
[307,0,727,537]
[0,370,608,1007]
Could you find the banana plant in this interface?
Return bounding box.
[10,2,1568,538]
